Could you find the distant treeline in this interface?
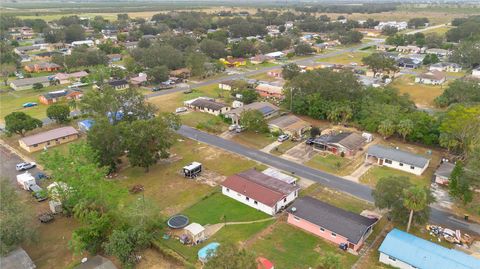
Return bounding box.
[294,3,398,14]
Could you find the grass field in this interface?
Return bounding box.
[317,51,371,65]
[181,192,269,226]
[230,131,276,149]
[270,140,298,156]
[305,153,363,177]
[421,25,454,36]
[361,166,430,188]
[250,222,358,269]
[180,112,228,134]
[247,71,282,82]
[390,75,446,108]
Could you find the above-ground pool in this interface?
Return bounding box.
[198,242,220,263]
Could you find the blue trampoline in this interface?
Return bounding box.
[198,242,220,263]
[167,215,189,229]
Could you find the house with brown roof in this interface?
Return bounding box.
[255,83,284,99]
[311,132,366,157]
[54,71,89,84]
[268,115,310,138]
[24,62,61,73]
[415,70,446,85]
[19,126,79,152]
[221,169,300,215]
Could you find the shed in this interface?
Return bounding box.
[183,162,202,178]
[185,223,205,243]
[198,242,220,263]
[0,248,36,269]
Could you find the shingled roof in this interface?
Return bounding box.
[20,126,78,146]
[288,196,377,244]
[190,99,227,111]
[367,145,429,168]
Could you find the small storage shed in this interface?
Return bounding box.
[16,172,36,190]
[198,242,220,263]
[184,222,205,243]
[183,162,202,178]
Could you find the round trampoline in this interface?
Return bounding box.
[167,215,189,229]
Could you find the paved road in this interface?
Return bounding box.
[145,39,384,99]
[406,23,450,35]
[177,125,480,235]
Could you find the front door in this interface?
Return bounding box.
[348,243,354,249]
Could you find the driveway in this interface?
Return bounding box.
[260,141,281,153]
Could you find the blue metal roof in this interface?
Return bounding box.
[198,242,220,262]
[379,229,480,269]
[78,119,94,130]
[258,106,275,116]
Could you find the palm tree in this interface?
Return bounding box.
[403,186,428,232]
[397,119,413,141]
[378,119,395,139]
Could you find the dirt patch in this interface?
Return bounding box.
[136,248,184,269]
[191,169,226,187]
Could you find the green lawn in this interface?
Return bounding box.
[230,131,276,149]
[180,112,228,134]
[360,166,431,188]
[390,75,446,109]
[247,72,281,82]
[306,154,350,175]
[250,222,358,269]
[181,192,269,226]
[317,51,371,65]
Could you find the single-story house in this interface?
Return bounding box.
[24,62,61,73]
[78,119,94,132]
[429,62,462,73]
[471,66,480,78]
[71,40,95,47]
[267,70,282,78]
[14,44,43,55]
[250,54,272,65]
[184,223,205,244]
[226,101,279,125]
[107,79,129,90]
[169,68,191,79]
[73,255,117,269]
[54,71,88,84]
[10,76,51,91]
[396,45,422,54]
[0,248,36,269]
[39,88,83,105]
[220,57,246,67]
[415,70,446,85]
[378,229,480,269]
[425,48,450,57]
[312,132,366,157]
[218,80,237,91]
[19,126,79,153]
[255,83,283,99]
[186,98,230,116]
[376,44,396,51]
[268,115,310,137]
[129,73,147,86]
[221,169,300,215]
[397,57,421,69]
[287,196,377,253]
[33,51,62,61]
[264,51,285,59]
[124,41,138,50]
[434,162,455,185]
[366,145,430,175]
[107,53,122,63]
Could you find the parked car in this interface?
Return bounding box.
[175,107,188,113]
[16,162,36,171]
[183,89,192,94]
[22,102,37,108]
[305,137,315,145]
[235,126,245,133]
[152,87,161,92]
[29,184,47,202]
[35,172,50,180]
[278,134,290,142]
[229,124,239,131]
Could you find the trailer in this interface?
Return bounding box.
[16,172,36,190]
[183,162,202,178]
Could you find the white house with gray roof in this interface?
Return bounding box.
[366,145,430,175]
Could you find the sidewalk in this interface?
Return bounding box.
[343,163,372,182]
[260,141,282,153]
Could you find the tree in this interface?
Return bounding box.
[397,119,413,141]
[408,18,429,29]
[403,186,428,232]
[362,53,397,77]
[4,112,42,136]
[32,82,44,90]
[137,38,151,49]
[449,162,473,205]
[435,79,480,107]
[0,179,34,255]
[186,52,207,77]
[204,242,256,269]
[422,54,440,65]
[318,252,341,269]
[231,40,257,58]
[104,226,151,268]
[339,30,363,45]
[239,110,268,133]
[199,39,226,59]
[87,118,125,172]
[271,37,292,51]
[70,211,112,254]
[449,41,480,69]
[425,33,443,49]
[64,24,85,43]
[294,42,314,56]
[122,114,180,172]
[146,65,169,84]
[1,63,16,86]
[381,26,398,36]
[46,104,70,123]
[378,119,395,139]
[327,104,353,125]
[237,89,259,104]
[282,63,301,80]
[310,126,320,138]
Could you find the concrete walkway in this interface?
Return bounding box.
[343,162,372,182]
[204,217,276,238]
[260,141,281,153]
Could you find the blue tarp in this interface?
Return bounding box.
[198,242,220,262]
[78,119,94,132]
[379,229,480,269]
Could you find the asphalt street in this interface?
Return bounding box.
[177,125,480,235]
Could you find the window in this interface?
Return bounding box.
[283,198,287,203]
[254,201,258,205]
[399,163,403,166]
[320,227,325,232]
[33,144,38,147]
[385,159,392,164]
[226,188,229,192]
[388,256,396,262]
[246,197,249,201]
[331,232,336,237]
[410,166,415,170]
[293,216,300,221]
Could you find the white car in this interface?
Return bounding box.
[229,124,239,131]
[277,134,290,142]
[16,162,36,171]
[175,107,188,113]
